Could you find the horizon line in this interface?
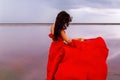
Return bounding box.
[0,23,120,25]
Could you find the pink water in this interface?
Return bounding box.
[0,24,120,80]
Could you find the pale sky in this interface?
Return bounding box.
[0,0,120,23]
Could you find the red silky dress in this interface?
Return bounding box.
[46,33,108,80]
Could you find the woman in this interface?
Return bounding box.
[46,11,108,80]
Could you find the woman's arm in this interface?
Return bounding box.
[50,24,55,34]
[61,30,72,44]
[61,30,85,44]
[75,38,85,42]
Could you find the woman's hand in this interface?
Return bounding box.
[74,38,85,42]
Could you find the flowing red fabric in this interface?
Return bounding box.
[46,33,108,80]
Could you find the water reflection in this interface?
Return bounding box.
[0,24,120,80]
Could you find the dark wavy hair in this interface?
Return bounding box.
[54,11,72,40]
